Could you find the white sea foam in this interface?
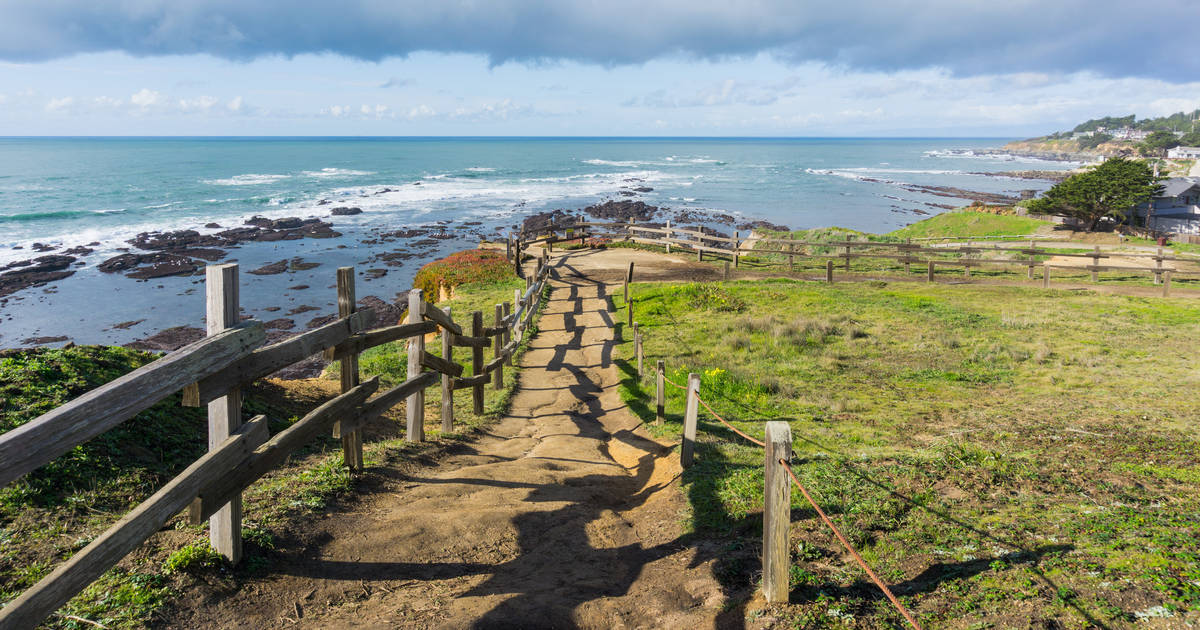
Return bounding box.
[582,159,643,167]
[302,168,375,178]
[465,167,496,172]
[923,149,1085,166]
[203,173,292,186]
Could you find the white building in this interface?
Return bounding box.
[1167,146,1200,159]
[1134,177,1200,234]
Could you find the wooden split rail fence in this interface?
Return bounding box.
[514,220,1199,294]
[0,260,551,629]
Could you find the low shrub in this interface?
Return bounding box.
[413,249,515,303]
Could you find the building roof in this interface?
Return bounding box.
[1157,177,1200,198]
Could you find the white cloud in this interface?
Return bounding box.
[45,96,73,111]
[407,104,436,119]
[178,95,218,112]
[130,88,163,108]
[227,95,243,112]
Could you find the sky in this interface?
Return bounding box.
[0,1,1198,137]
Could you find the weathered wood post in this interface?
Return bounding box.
[513,237,523,278]
[826,260,833,283]
[788,234,795,271]
[1155,247,1163,284]
[633,322,643,377]
[927,260,935,283]
[441,306,454,433]
[843,244,851,270]
[205,263,243,562]
[1163,270,1172,297]
[505,237,512,262]
[626,261,635,327]
[964,260,971,278]
[1027,239,1036,280]
[493,303,504,390]
[763,421,793,604]
[335,267,363,471]
[724,261,731,281]
[681,373,700,468]
[655,360,665,425]
[406,289,426,442]
[733,231,740,268]
[503,300,513,366]
[665,219,672,253]
[1091,246,1101,282]
[471,310,485,414]
[1043,262,1050,288]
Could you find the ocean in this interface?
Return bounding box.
[0,137,1078,346]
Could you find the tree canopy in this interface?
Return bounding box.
[1138,130,1182,156]
[1028,158,1162,231]
[1179,130,1200,147]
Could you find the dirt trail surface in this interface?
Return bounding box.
[164,262,733,629]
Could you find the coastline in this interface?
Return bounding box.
[0,138,1071,349]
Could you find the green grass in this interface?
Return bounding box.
[887,211,1051,240]
[615,278,1200,627]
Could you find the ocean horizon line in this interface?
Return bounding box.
[0,135,1019,141]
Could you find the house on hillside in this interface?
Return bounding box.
[1133,177,1200,233]
[1167,146,1200,159]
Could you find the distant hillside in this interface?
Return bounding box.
[1004,109,1200,161]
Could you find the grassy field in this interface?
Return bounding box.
[0,271,539,629]
[886,211,1051,240]
[614,278,1200,628]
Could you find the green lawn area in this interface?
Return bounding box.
[614,278,1200,628]
[887,211,1052,240]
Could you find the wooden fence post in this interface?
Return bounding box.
[406,289,426,442]
[1155,247,1163,284]
[763,421,793,604]
[493,304,504,390]
[1163,270,1172,297]
[964,261,971,279]
[471,310,485,414]
[681,373,700,468]
[513,238,523,278]
[655,360,665,425]
[788,234,795,270]
[826,260,833,283]
[634,322,643,377]
[927,260,935,283]
[724,261,731,281]
[665,219,672,253]
[626,261,635,328]
[1043,262,1050,288]
[335,267,363,471]
[205,263,243,562]
[733,231,740,268]
[441,307,454,433]
[843,244,850,271]
[503,300,513,366]
[1091,246,1100,282]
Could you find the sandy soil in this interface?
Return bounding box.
[161,258,735,629]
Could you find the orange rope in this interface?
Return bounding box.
[780,459,923,630]
[695,395,766,447]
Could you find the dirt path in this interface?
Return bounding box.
[164,264,732,629]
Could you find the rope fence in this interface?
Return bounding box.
[650,330,921,627]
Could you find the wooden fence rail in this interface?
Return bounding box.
[515,221,1197,293]
[0,254,551,629]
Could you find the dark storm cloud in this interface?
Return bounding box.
[0,1,1195,81]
